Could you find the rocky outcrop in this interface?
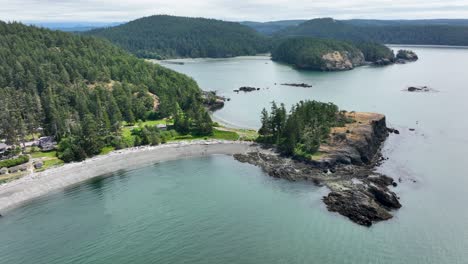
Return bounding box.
[202,91,226,111]
[234,86,260,93]
[397,50,418,62]
[406,86,437,93]
[234,112,401,227]
[320,51,365,71]
[373,58,394,66]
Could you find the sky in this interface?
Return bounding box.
[1,0,468,23]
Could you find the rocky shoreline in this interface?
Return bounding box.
[234,112,401,227]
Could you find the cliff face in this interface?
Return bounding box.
[316,112,388,166]
[320,50,365,71]
[234,112,401,227]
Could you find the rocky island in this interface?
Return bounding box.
[234,101,401,226]
[396,49,419,62]
[271,37,418,71]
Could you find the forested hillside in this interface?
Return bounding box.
[240,20,306,35]
[272,37,393,70]
[0,22,211,161]
[276,18,468,46]
[87,15,270,59]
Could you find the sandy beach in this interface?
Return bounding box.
[0,140,256,214]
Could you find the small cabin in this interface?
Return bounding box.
[38,136,57,151]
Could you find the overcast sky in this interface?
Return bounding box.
[1,0,468,22]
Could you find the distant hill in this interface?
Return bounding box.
[345,19,468,27]
[29,22,123,32]
[275,18,468,46]
[240,20,306,35]
[86,15,270,59]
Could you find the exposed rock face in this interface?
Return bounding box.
[320,51,365,71]
[234,112,401,227]
[373,58,394,66]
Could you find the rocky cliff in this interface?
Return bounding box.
[321,50,365,71]
[234,112,401,227]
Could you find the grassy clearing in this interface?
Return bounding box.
[170,128,240,141]
[31,151,57,159]
[99,146,115,155]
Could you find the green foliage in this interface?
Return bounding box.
[354,42,394,61]
[87,15,270,59]
[0,155,29,168]
[57,137,87,162]
[258,100,348,158]
[276,18,468,46]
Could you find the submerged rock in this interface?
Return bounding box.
[281,83,313,88]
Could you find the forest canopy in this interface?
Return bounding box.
[275,18,468,46]
[0,21,211,161]
[257,101,350,159]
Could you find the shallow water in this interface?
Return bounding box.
[1,46,468,263]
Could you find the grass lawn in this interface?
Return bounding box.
[35,158,64,172]
[170,128,240,141]
[31,150,57,159]
[99,146,115,155]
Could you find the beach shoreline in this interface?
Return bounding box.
[0,140,256,214]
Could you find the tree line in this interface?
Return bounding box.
[275,18,468,46]
[258,101,350,158]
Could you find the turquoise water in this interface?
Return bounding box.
[1,46,468,263]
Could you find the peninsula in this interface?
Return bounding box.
[235,101,401,226]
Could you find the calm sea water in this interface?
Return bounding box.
[1,46,468,263]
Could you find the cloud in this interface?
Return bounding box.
[1,0,467,22]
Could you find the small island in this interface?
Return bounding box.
[396,49,419,62]
[271,37,418,71]
[234,101,401,226]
